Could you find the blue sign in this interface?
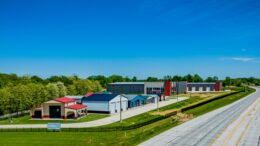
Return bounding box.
[47,123,61,130]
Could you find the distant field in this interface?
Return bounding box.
[0,114,109,125]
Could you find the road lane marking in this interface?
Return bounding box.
[221,101,260,146]
[209,92,260,146]
[209,111,241,146]
[236,105,260,146]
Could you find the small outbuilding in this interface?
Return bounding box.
[81,94,128,114]
[30,97,87,120]
[141,95,159,104]
[124,95,144,108]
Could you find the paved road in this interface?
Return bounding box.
[238,99,260,146]
[238,105,260,146]
[211,89,260,146]
[0,97,188,129]
[140,87,260,146]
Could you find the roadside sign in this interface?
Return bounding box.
[47,123,61,130]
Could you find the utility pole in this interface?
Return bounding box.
[176,82,179,102]
[120,95,122,123]
[157,96,159,112]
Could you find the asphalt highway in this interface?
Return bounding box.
[140,87,260,146]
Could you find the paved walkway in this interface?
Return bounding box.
[0,97,188,129]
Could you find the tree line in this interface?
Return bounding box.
[0,73,102,116]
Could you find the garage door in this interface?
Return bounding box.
[121,101,127,111]
[34,111,41,118]
[192,87,196,92]
[110,102,116,114]
[206,87,210,92]
[49,106,61,118]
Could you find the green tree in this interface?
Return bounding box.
[147,77,158,81]
[193,74,203,82]
[213,76,219,82]
[205,77,214,82]
[163,75,172,81]
[88,75,108,88]
[224,77,231,87]
[172,75,182,81]
[108,75,124,83]
[132,76,137,82]
[124,76,131,82]
[0,88,12,115]
[46,83,59,99]
[56,82,67,97]
[31,75,43,83]
[183,74,194,82]
[233,79,242,87]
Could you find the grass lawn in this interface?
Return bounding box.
[0,117,179,146]
[0,88,255,146]
[0,114,109,125]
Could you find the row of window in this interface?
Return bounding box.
[187,87,215,91]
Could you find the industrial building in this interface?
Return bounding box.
[107,81,222,96]
[81,94,128,114]
[107,81,187,96]
[30,97,87,120]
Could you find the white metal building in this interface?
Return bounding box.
[81,94,128,114]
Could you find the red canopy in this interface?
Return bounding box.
[54,97,75,103]
[66,104,87,110]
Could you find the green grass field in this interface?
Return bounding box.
[0,117,179,146]
[0,87,255,145]
[0,114,109,125]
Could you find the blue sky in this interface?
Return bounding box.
[0,0,260,79]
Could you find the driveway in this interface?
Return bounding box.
[0,97,188,129]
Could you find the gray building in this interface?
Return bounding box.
[81,94,128,114]
[107,81,187,95]
[172,81,187,94]
[107,82,145,94]
[187,82,222,92]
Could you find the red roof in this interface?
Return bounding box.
[54,97,75,103]
[66,104,87,110]
[85,92,103,97]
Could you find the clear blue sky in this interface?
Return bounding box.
[0,0,260,79]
